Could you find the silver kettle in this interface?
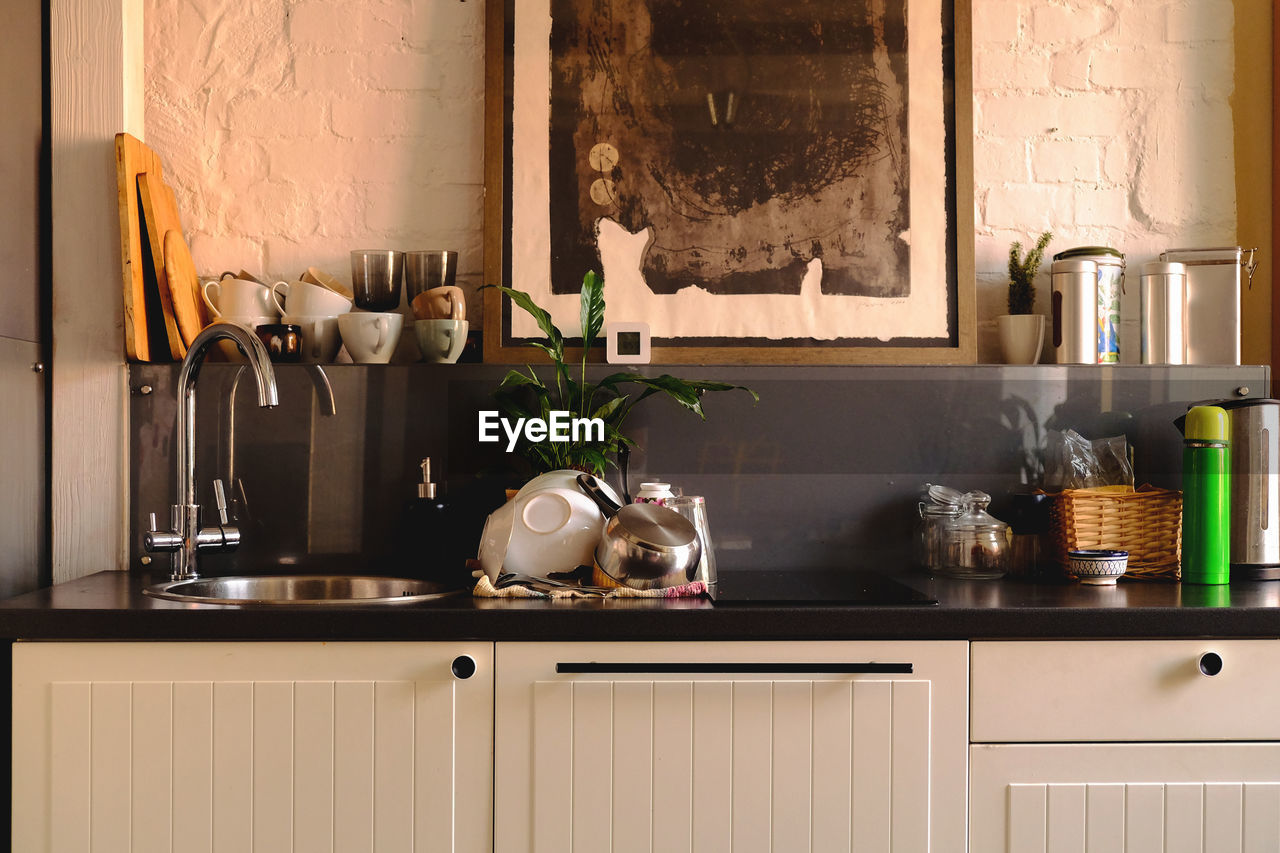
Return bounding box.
[1217,398,1280,580]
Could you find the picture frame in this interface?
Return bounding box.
[484,0,975,364]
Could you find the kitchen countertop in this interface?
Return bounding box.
[1,570,1279,640]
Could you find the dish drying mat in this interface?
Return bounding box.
[471,571,707,599]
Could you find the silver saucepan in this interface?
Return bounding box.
[577,473,702,589]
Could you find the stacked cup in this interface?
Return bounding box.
[340,250,406,364]
[271,275,353,363]
[406,250,467,363]
[202,273,278,332]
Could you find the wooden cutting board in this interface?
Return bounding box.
[164,229,209,347]
[115,133,160,361]
[137,172,187,359]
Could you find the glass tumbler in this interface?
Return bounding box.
[665,495,716,592]
[351,249,404,311]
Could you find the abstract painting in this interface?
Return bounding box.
[485,0,974,362]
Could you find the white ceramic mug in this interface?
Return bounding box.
[271,279,353,318]
[414,319,468,363]
[283,314,343,363]
[338,312,403,364]
[202,278,277,320]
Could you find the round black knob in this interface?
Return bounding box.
[451,655,477,680]
[1199,652,1223,676]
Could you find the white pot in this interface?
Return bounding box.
[996,314,1045,364]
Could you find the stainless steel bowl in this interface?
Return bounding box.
[143,575,461,606]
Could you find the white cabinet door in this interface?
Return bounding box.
[494,640,968,853]
[970,743,1280,852]
[12,641,494,853]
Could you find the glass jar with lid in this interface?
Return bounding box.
[917,486,965,572]
[939,491,1011,579]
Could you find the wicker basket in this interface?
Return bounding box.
[1047,485,1183,580]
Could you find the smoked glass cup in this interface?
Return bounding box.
[350,250,404,311]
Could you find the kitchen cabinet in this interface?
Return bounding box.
[970,641,1280,852]
[493,640,968,853]
[11,641,493,852]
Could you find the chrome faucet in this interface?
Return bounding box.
[144,324,279,580]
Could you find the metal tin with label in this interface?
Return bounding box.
[1054,246,1124,363]
[1159,246,1257,365]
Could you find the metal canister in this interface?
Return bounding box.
[1054,246,1124,363]
[1140,261,1187,364]
[1159,246,1257,365]
[1050,259,1098,364]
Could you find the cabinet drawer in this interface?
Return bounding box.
[972,640,1280,742]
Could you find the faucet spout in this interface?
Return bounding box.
[148,323,279,581]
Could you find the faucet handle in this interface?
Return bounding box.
[212,479,230,526]
[143,511,182,553]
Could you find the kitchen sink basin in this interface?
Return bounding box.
[143,575,462,606]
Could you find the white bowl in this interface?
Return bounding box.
[477,471,621,581]
[1068,549,1129,585]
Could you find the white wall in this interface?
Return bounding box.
[145,0,1239,363]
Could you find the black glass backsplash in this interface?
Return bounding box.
[129,364,1268,576]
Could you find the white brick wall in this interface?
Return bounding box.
[146,0,1237,363]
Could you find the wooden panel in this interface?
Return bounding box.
[91,681,132,849]
[731,680,773,853]
[49,682,91,853]
[1243,783,1280,853]
[0,338,44,599]
[972,640,1280,742]
[1046,783,1085,853]
[852,679,893,850]
[334,681,375,853]
[132,682,173,853]
[1204,783,1244,853]
[494,641,968,853]
[1008,785,1048,853]
[212,682,253,853]
[253,681,295,850]
[295,681,335,853]
[571,681,613,852]
[1083,784,1124,853]
[970,745,1280,853]
[771,680,812,851]
[374,680,415,852]
[1124,784,1165,853]
[50,0,139,581]
[650,682,694,853]
[891,680,932,852]
[172,681,214,853]
[611,681,653,853]
[532,681,573,853]
[691,681,734,852]
[1166,783,1205,853]
[811,680,853,851]
[18,642,494,853]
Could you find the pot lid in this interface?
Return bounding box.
[1054,246,1124,261]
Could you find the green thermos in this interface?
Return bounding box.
[1181,405,1231,585]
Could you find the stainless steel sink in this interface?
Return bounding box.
[143,575,462,606]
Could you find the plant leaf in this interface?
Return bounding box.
[578,271,605,353]
[590,395,627,421]
[482,284,564,360]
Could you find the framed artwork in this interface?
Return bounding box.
[484,0,975,363]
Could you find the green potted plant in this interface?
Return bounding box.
[997,231,1052,364]
[486,272,757,480]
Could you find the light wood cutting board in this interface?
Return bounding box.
[115,133,160,361]
[137,172,187,359]
[164,229,209,347]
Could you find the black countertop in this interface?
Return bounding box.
[1,570,1279,640]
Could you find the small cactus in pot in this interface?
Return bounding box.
[998,231,1052,364]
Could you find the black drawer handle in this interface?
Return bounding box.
[1199,652,1223,677]
[452,655,477,679]
[555,662,913,675]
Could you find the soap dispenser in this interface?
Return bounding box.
[396,457,466,587]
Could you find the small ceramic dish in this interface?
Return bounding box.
[1068,549,1129,585]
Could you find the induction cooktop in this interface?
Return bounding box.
[712,569,937,606]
